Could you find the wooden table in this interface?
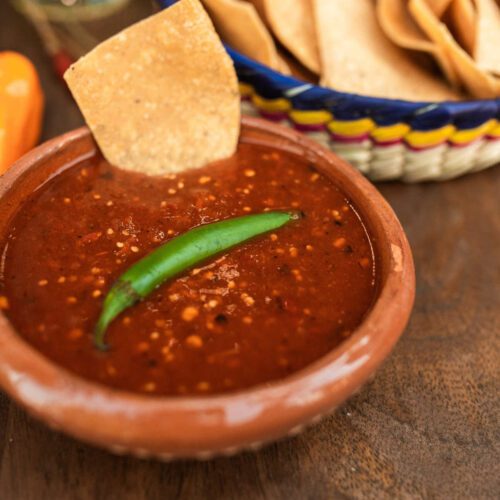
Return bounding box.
[1,4,499,498]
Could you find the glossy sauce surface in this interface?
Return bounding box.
[0,144,376,396]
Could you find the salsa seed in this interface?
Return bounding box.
[334,237,346,248]
[306,244,314,251]
[207,299,218,309]
[177,181,185,189]
[243,206,251,212]
[160,200,167,207]
[289,247,298,257]
[122,316,131,325]
[244,168,256,177]
[106,364,117,376]
[168,188,176,195]
[63,197,71,204]
[243,188,250,194]
[66,296,77,304]
[167,229,175,235]
[92,290,102,298]
[243,316,253,324]
[57,276,66,283]
[137,342,149,353]
[196,381,210,391]
[93,194,101,200]
[342,205,349,212]
[131,246,139,253]
[270,233,278,241]
[106,228,114,235]
[143,382,156,392]
[207,195,216,201]
[169,293,180,302]
[122,230,130,236]
[181,306,199,322]
[198,175,211,184]
[38,279,48,286]
[90,267,100,275]
[291,201,300,207]
[106,201,113,207]
[116,242,124,248]
[310,173,320,181]
[303,308,311,315]
[116,259,122,264]
[150,331,160,340]
[68,328,83,340]
[155,319,166,328]
[0,296,9,309]
[206,321,215,330]
[241,293,255,306]
[359,257,370,269]
[185,334,203,348]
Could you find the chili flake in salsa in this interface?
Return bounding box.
[0,143,377,396]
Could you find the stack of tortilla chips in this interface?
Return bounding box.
[202,0,500,101]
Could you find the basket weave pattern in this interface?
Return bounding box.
[240,83,500,183]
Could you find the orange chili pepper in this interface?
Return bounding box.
[0,51,44,174]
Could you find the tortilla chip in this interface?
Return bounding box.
[474,0,500,75]
[447,0,476,55]
[424,0,454,16]
[64,0,240,176]
[377,0,459,86]
[278,47,319,83]
[314,0,459,101]
[245,0,267,20]
[409,0,498,98]
[201,0,289,73]
[261,0,321,74]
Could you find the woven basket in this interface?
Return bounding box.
[159,0,500,182]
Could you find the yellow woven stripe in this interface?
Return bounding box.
[370,123,410,142]
[450,119,497,144]
[488,121,500,138]
[405,124,455,148]
[289,109,333,125]
[327,118,375,137]
[252,94,291,112]
[239,83,254,97]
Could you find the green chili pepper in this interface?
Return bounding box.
[94,210,300,350]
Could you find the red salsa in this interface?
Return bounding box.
[0,143,376,396]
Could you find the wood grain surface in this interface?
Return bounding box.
[1,3,499,499]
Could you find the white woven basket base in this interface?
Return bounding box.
[241,103,500,182]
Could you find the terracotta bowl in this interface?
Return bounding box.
[0,116,415,460]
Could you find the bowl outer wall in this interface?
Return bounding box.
[0,116,415,458]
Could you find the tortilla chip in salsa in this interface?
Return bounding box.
[64,0,240,176]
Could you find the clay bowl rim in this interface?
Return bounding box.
[0,116,415,459]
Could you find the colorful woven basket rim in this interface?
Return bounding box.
[158,0,500,133]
